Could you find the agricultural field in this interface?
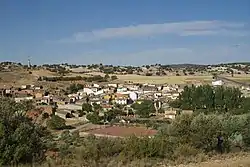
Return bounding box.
[87,126,157,137]
[116,74,213,85]
[31,69,59,77]
[225,74,250,84]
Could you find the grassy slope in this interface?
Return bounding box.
[170,153,250,167]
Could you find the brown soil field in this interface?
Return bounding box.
[88,126,157,137]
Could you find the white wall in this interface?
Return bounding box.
[83,88,94,95]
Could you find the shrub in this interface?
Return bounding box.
[86,113,102,124]
[173,144,201,158]
[111,75,118,80]
[190,114,223,152]
[47,115,66,130]
[82,103,93,112]
[145,73,152,76]
[242,114,250,147]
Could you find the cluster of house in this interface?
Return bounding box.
[67,83,183,105]
[0,82,186,120]
[54,83,187,120]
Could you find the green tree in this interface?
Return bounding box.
[190,114,223,152]
[111,75,118,80]
[67,83,84,94]
[171,85,243,113]
[82,103,93,112]
[104,111,116,122]
[86,113,102,124]
[0,98,50,165]
[169,114,194,144]
[131,100,155,118]
[47,115,66,130]
[93,103,102,112]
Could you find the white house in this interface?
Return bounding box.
[212,80,223,86]
[15,96,33,102]
[171,93,180,100]
[21,85,27,89]
[129,92,138,101]
[93,83,100,88]
[154,93,162,99]
[162,86,171,92]
[83,88,94,95]
[117,87,128,93]
[94,89,104,96]
[115,98,127,105]
[108,83,118,88]
[127,85,139,91]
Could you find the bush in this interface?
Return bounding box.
[145,73,152,76]
[190,114,223,152]
[82,103,93,112]
[242,115,250,147]
[173,144,201,158]
[169,114,194,144]
[111,75,118,80]
[47,115,66,130]
[67,83,83,94]
[86,113,102,124]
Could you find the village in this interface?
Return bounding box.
[0,81,184,135]
[1,67,250,138]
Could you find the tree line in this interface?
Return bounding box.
[170,85,250,114]
[39,75,118,82]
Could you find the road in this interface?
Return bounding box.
[69,122,92,133]
[218,76,250,87]
[54,123,92,139]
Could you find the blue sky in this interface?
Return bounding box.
[0,0,249,65]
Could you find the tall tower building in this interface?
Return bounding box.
[28,56,31,68]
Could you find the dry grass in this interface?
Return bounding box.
[0,69,60,88]
[18,153,250,167]
[225,74,250,84]
[168,153,250,167]
[116,74,213,84]
[31,69,58,77]
[0,68,213,88]
[0,70,36,87]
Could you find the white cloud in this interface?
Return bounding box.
[67,44,250,65]
[57,20,248,43]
